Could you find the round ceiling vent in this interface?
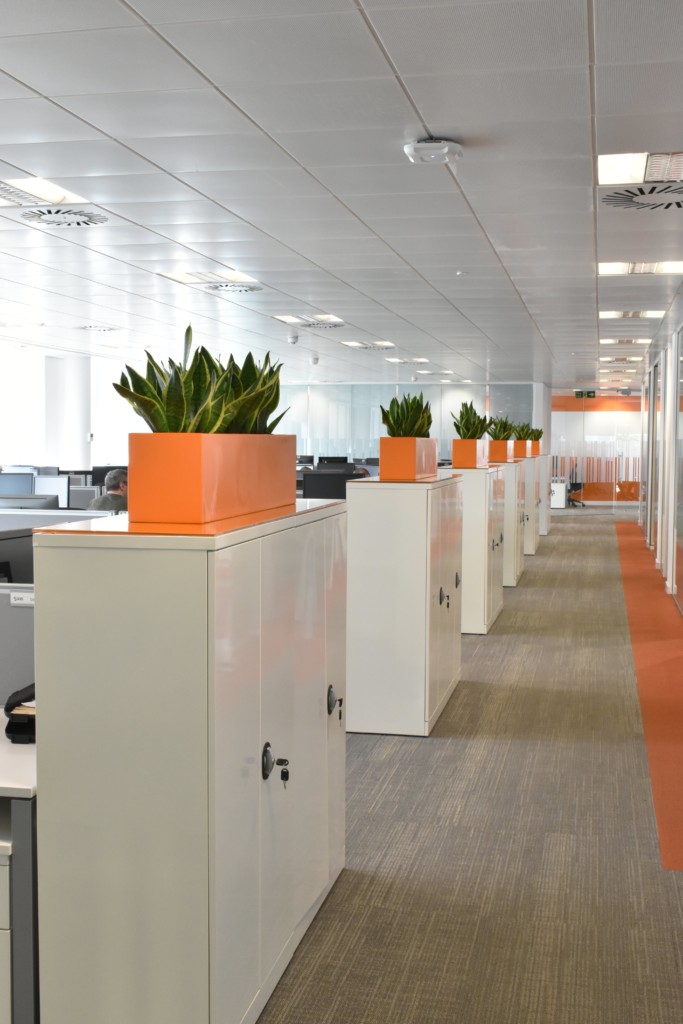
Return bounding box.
[78,325,118,332]
[602,184,683,210]
[205,282,263,293]
[20,207,109,226]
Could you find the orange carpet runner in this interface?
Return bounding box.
[616,522,683,870]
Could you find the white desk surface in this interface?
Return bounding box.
[0,730,36,798]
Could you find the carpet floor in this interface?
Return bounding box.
[257,515,683,1024]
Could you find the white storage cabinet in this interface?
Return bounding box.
[537,454,551,535]
[551,481,567,509]
[346,477,462,736]
[523,457,542,555]
[490,460,525,587]
[34,502,347,1024]
[459,467,505,634]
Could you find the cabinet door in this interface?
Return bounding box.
[427,485,460,721]
[260,520,329,983]
[0,930,10,1024]
[486,475,496,624]
[325,514,347,881]
[517,469,525,579]
[210,540,262,1024]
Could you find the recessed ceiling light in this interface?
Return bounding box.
[440,370,454,374]
[635,338,652,344]
[0,176,86,206]
[600,339,618,345]
[599,262,683,275]
[598,153,648,185]
[412,358,429,363]
[599,356,612,362]
[372,340,395,348]
[627,356,643,362]
[600,310,665,319]
[340,341,366,348]
[416,369,432,374]
[439,379,452,383]
[274,315,302,324]
[461,379,472,383]
[385,357,405,364]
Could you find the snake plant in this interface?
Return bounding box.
[113,325,288,434]
[529,428,543,441]
[512,422,533,441]
[488,416,515,441]
[451,401,490,439]
[380,393,432,437]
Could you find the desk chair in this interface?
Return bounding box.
[567,482,585,507]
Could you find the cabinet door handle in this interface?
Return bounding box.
[455,571,461,589]
[262,742,274,781]
[439,585,446,606]
[500,532,504,544]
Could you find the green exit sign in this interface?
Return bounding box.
[575,390,596,399]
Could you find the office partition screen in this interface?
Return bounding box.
[0,474,34,495]
[35,475,69,508]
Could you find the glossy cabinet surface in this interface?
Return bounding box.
[346,477,462,736]
[537,455,551,536]
[459,468,505,634]
[34,504,346,1024]
[491,461,525,587]
[523,457,542,555]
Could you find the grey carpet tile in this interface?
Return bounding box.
[257,516,683,1024]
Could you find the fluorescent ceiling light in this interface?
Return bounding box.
[0,176,86,205]
[440,370,454,374]
[598,153,648,185]
[599,262,683,275]
[599,356,612,362]
[599,339,618,344]
[461,379,472,383]
[439,379,451,383]
[599,310,665,318]
[627,356,643,362]
[645,152,683,181]
[274,315,302,324]
[385,357,405,364]
[340,341,365,348]
[310,314,343,324]
[416,369,432,374]
[598,263,631,275]
[635,339,652,344]
[163,269,259,285]
[412,358,429,363]
[372,340,395,348]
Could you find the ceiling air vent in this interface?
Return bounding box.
[20,207,108,226]
[602,184,683,210]
[78,325,118,332]
[205,282,263,293]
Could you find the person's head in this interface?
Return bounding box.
[104,468,128,495]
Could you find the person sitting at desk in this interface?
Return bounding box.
[87,468,128,512]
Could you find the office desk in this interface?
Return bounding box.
[0,738,37,1024]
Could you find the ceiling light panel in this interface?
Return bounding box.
[597,153,647,185]
[599,262,683,275]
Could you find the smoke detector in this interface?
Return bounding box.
[403,139,463,165]
[21,207,108,226]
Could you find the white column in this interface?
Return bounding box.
[45,355,92,469]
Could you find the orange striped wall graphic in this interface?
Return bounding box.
[551,455,641,501]
[552,396,642,412]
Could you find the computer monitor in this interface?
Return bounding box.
[0,494,59,510]
[297,455,314,465]
[36,466,59,475]
[92,465,127,487]
[0,473,34,495]
[302,472,362,499]
[35,474,70,508]
[318,456,349,464]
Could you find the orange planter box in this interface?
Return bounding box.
[530,440,542,456]
[379,436,438,481]
[512,440,531,458]
[487,440,515,463]
[451,438,488,469]
[128,432,296,525]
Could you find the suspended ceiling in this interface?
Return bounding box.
[0,0,680,390]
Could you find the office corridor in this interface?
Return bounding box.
[257,515,683,1024]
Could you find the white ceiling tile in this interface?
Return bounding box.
[274,127,421,168]
[102,201,239,224]
[312,165,460,196]
[224,79,416,132]
[46,174,200,204]
[458,158,593,193]
[367,0,588,74]
[0,140,155,177]
[123,134,297,173]
[0,0,141,35]
[596,62,683,118]
[59,90,253,138]
[131,0,354,18]
[0,29,205,97]
[595,0,683,66]
[177,168,329,200]
[162,13,391,85]
[343,192,472,219]
[0,97,101,143]
[219,194,352,222]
